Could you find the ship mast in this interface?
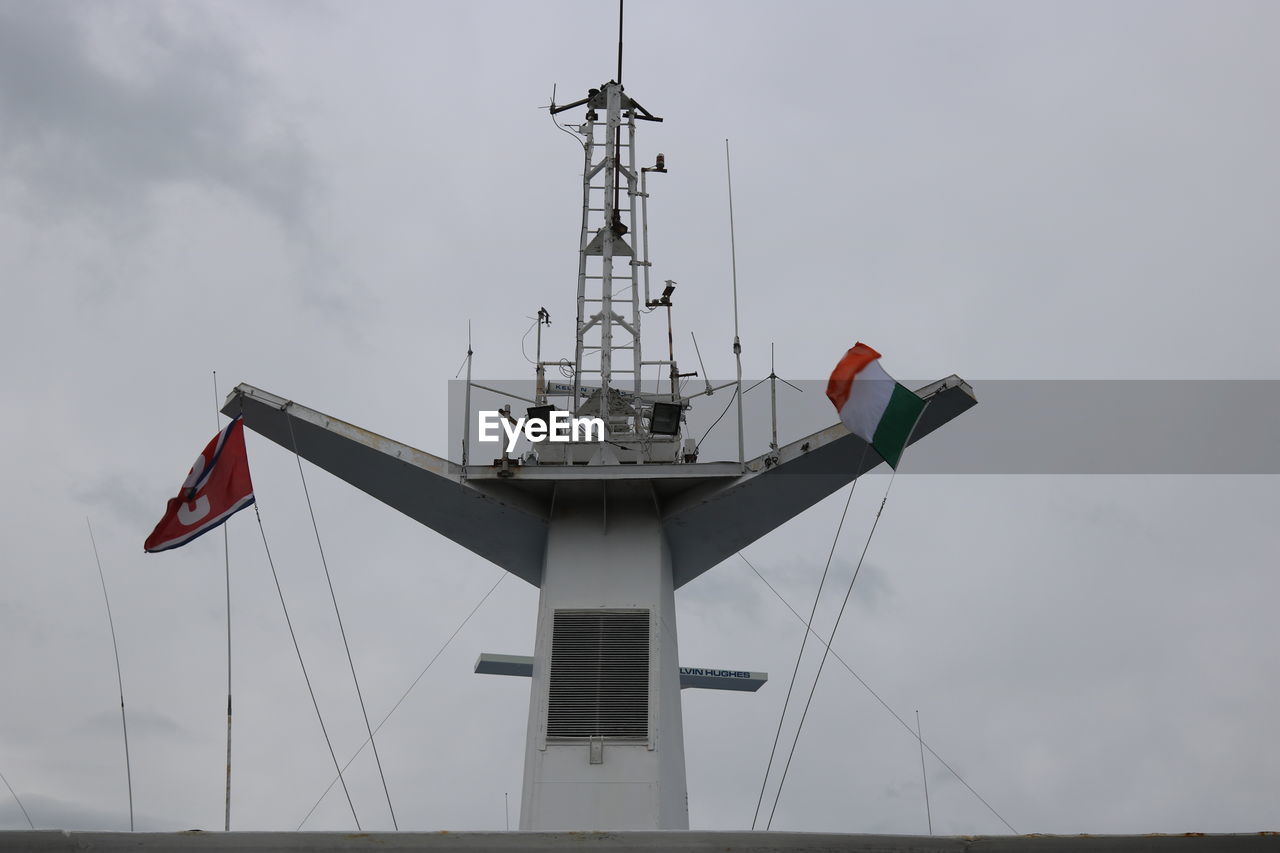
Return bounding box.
[218,5,978,833]
[554,79,663,445]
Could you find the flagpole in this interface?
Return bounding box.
[214,371,232,832]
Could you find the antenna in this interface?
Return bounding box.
[87,518,134,831]
[689,332,714,397]
[616,0,625,84]
[725,139,745,469]
[461,321,473,471]
[0,767,33,830]
[769,344,778,454]
[743,343,802,464]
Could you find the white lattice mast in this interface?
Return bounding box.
[557,80,662,432]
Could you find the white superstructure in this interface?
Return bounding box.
[221,55,976,833]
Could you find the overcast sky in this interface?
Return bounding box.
[0,0,1277,837]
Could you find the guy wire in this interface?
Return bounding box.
[285,412,399,829]
[253,504,362,829]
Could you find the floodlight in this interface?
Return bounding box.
[649,402,682,436]
[527,405,554,433]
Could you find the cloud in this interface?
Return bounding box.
[0,1,312,229]
[76,473,161,533]
[0,791,168,831]
[843,560,892,613]
[78,708,187,740]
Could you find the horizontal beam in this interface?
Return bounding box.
[678,667,768,692]
[662,376,977,588]
[473,653,535,678]
[221,384,549,586]
[219,376,974,593]
[475,654,767,692]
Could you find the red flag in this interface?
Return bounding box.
[144,417,255,553]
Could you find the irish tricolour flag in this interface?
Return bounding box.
[826,343,927,469]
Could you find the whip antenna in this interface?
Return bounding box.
[690,332,714,397]
[726,139,745,468]
[0,767,33,830]
[87,518,133,831]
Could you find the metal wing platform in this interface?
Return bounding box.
[221,376,976,589]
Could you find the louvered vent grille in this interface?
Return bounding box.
[547,609,650,739]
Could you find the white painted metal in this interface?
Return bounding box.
[223,373,975,830]
[462,333,473,469]
[571,82,644,436]
[222,375,975,587]
[220,47,979,830]
[520,482,687,830]
[639,168,652,313]
[626,102,642,395]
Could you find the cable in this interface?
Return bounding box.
[740,552,1017,834]
[547,85,587,152]
[286,413,398,829]
[917,710,933,835]
[751,475,861,829]
[519,317,540,365]
[766,473,898,828]
[298,570,507,830]
[696,388,738,454]
[765,472,913,828]
[1,766,34,829]
[253,504,361,830]
[86,519,133,832]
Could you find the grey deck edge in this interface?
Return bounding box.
[2,830,1276,852]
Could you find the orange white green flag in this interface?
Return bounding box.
[825,342,926,469]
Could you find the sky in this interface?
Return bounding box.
[0,0,1277,837]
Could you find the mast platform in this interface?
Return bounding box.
[220,375,975,591]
